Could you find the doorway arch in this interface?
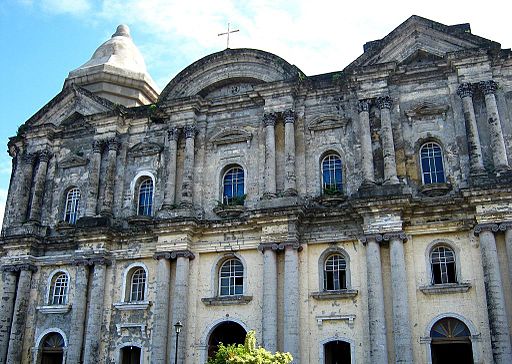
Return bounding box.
[430,317,474,364]
[207,320,247,359]
[324,340,351,364]
[39,332,65,364]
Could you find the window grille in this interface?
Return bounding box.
[219,259,244,296]
[430,246,456,284]
[421,143,445,184]
[137,178,153,216]
[129,268,147,302]
[222,167,244,205]
[64,188,81,224]
[324,254,347,290]
[50,272,69,305]
[321,154,342,193]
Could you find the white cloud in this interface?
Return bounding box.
[40,0,91,15]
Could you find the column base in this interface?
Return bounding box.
[283,188,298,197]
[262,192,277,200]
[383,176,400,185]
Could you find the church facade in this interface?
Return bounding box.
[1,15,512,364]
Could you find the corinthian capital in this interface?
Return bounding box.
[263,112,277,127]
[357,99,371,113]
[92,140,103,153]
[376,96,392,110]
[456,83,474,99]
[479,80,498,95]
[38,149,52,163]
[168,127,180,142]
[106,138,120,152]
[282,109,296,124]
[184,125,197,139]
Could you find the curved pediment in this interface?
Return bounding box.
[307,115,350,133]
[209,129,253,148]
[405,102,449,123]
[128,141,163,157]
[159,48,301,102]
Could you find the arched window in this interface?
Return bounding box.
[420,142,445,184]
[222,166,245,205]
[430,317,473,363]
[64,187,81,224]
[219,258,244,296]
[137,177,154,216]
[324,254,347,290]
[49,272,69,305]
[126,267,147,302]
[321,154,342,194]
[430,246,456,284]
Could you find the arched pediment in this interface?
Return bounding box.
[307,115,350,133]
[209,128,253,148]
[159,48,301,102]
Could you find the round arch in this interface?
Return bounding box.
[199,318,249,363]
[318,246,352,291]
[33,329,68,364]
[318,336,356,364]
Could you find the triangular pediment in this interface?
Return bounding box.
[128,141,163,157]
[58,154,89,169]
[209,129,253,148]
[347,16,499,69]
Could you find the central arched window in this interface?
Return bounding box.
[430,246,456,284]
[128,268,147,302]
[137,177,154,216]
[219,258,244,296]
[420,142,445,184]
[222,166,245,205]
[64,187,81,224]
[324,254,347,290]
[49,272,69,305]
[321,154,342,194]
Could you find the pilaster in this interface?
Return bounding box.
[161,127,180,210]
[357,99,375,185]
[180,125,197,208]
[283,242,301,362]
[263,113,277,197]
[0,268,17,363]
[85,140,103,216]
[100,138,120,215]
[258,243,280,352]
[28,150,51,222]
[283,110,297,195]
[376,96,399,184]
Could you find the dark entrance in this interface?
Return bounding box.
[121,346,141,364]
[208,321,246,359]
[40,332,64,364]
[324,340,351,364]
[430,317,474,364]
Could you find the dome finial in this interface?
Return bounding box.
[112,24,130,38]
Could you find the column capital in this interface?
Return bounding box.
[282,109,296,124]
[263,112,277,127]
[153,250,195,260]
[92,140,103,153]
[168,127,180,142]
[38,149,52,163]
[382,231,407,242]
[456,83,474,98]
[8,143,20,158]
[360,234,383,245]
[474,223,499,235]
[184,125,197,139]
[73,258,91,266]
[479,80,498,95]
[22,152,36,164]
[105,138,120,152]
[90,257,112,266]
[279,241,303,251]
[258,243,283,252]
[1,263,38,272]
[499,221,512,232]
[357,99,371,113]
[376,96,392,110]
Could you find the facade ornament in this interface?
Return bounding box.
[499,221,512,231]
[357,99,371,113]
[38,149,52,163]
[21,152,36,165]
[168,127,180,142]
[263,112,277,127]
[105,138,120,152]
[92,140,103,153]
[376,96,392,110]
[153,250,196,260]
[456,83,474,98]
[382,231,408,242]
[8,143,19,158]
[360,234,384,245]
[474,223,499,235]
[479,80,498,95]
[89,257,112,266]
[1,263,38,272]
[282,109,296,124]
[184,125,197,139]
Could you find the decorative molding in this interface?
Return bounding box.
[307,115,349,133]
[405,102,449,123]
[357,99,371,113]
[474,223,499,235]
[201,295,253,306]
[282,109,296,124]
[382,231,407,242]
[263,112,277,127]
[128,141,163,158]
[499,221,512,231]
[359,234,383,245]
[258,243,285,252]
[113,301,150,311]
[1,263,38,272]
[115,323,147,338]
[310,289,358,300]
[456,83,474,99]
[209,129,253,148]
[315,314,356,328]
[479,80,498,95]
[71,257,111,266]
[168,127,180,142]
[153,250,195,260]
[92,140,103,153]
[59,154,88,169]
[184,125,197,139]
[376,96,392,110]
[419,282,471,295]
[36,304,71,314]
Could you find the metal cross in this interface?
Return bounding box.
[218,22,239,49]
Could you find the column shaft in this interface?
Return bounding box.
[262,248,278,352]
[181,126,196,207]
[263,113,277,196]
[28,152,50,222]
[85,142,102,216]
[283,245,300,361]
[387,235,413,363]
[503,226,512,286]
[3,151,22,226]
[151,256,171,364]
[101,140,119,214]
[16,154,35,223]
[365,236,388,363]
[377,97,399,184]
[83,263,106,364]
[6,268,33,364]
[0,270,17,363]
[162,128,179,208]
[170,256,190,364]
[457,84,485,173]
[67,263,89,363]
[283,110,297,195]
[358,100,375,184]
[477,226,512,363]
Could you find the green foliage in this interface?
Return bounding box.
[16,124,28,137]
[218,194,246,206]
[323,184,342,196]
[207,330,293,364]
[297,71,307,82]
[332,72,343,82]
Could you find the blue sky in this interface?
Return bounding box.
[0,0,511,225]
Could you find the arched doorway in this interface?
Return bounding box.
[40,332,65,364]
[430,317,474,364]
[120,345,141,364]
[207,321,246,359]
[324,340,351,364]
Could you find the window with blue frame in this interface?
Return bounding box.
[137,177,153,216]
[64,187,81,224]
[222,166,244,205]
[321,154,342,194]
[420,142,445,184]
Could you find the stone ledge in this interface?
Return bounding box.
[419,282,471,294]
[310,289,358,300]
[113,301,151,310]
[36,304,71,314]
[201,295,253,306]
[213,205,245,218]
[418,182,452,197]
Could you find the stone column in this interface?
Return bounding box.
[16,153,35,223]
[258,244,278,352]
[358,99,375,185]
[263,113,277,197]
[85,141,103,216]
[474,224,512,363]
[457,83,485,174]
[151,253,172,364]
[28,150,51,222]
[6,264,37,364]
[499,222,512,286]
[283,110,297,195]
[3,145,22,227]
[383,232,413,364]
[170,251,194,364]
[376,96,399,184]
[66,260,90,364]
[0,268,17,363]
[283,243,300,361]
[83,258,109,364]
[479,80,510,172]
[162,127,180,209]
[181,125,196,208]
[100,138,119,215]
[361,234,388,363]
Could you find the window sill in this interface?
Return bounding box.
[310,289,358,300]
[418,183,452,197]
[36,304,71,314]
[314,194,347,207]
[113,301,151,310]
[213,205,245,218]
[201,295,253,306]
[127,215,154,225]
[419,282,471,295]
